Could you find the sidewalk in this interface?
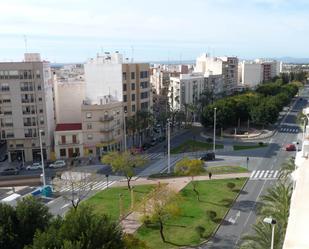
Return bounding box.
[119,172,250,234]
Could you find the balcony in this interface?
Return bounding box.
[24,122,36,127]
[22,110,36,115]
[58,140,80,145]
[21,99,35,103]
[100,127,113,133]
[20,87,34,92]
[99,115,114,122]
[0,87,10,92]
[6,133,14,138]
[3,111,12,115]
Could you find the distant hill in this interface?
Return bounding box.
[275,57,309,64]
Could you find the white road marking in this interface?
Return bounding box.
[250,170,256,178]
[61,203,70,209]
[273,171,279,178]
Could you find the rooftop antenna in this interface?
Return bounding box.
[23,35,28,53]
[131,45,134,63]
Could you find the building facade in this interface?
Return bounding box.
[195,54,238,93]
[81,99,123,157]
[169,73,223,110]
[84,52,152,116]
[239,61,263,88]
[0,53,54,162]
[54,123,83,159]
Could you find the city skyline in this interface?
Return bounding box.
[1,0,309,62]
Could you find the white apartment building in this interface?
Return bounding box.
[54,123,83,159]
[169,73,223,110]
[0,53,54,162]
[195,54,238,93]
[84,52,152,116]
[53,75,85,124]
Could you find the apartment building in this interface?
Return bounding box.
[169,73,223,110]
[84,52,152,117]
[195,54,238,93]
[81,98,123,157]
[54,123,83,159]
[53,75,85,124]
[0,53,54,162]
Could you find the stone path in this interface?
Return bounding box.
[119,172,250,234]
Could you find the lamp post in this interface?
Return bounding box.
[263,217,276,249]
[105,174,109,188]
[39,129,46,187]
[213,107,217,153]
[167,119,171,174]
[123,110,127,152]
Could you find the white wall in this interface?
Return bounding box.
[241,62,263,87]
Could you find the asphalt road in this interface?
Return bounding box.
[202,87,308,249]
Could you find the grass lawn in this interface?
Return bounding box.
[171,140,224,154]
[84,185,155,221]
[206,166,248,174]
[233,143,268,151]
[136,178,247,249]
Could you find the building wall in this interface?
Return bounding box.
[0,56,54,162]
[241,62,263,88]
[54,130,83,159]
[54,79,85,123]
[81,101,123,157]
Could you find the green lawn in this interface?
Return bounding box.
[233,143,267,151]
[206,166,248,174]
[84,185,155,221]
[136,178,247,249]
[171,140,224,154]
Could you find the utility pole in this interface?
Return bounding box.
[39,130,46,186]
[123,111,127,152]
[167,119,171,173]
[213,108,217,153]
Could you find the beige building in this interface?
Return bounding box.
[53,75,85,124]
[81,99,123,157]
[54,123,83,159]
[0,53,54,162]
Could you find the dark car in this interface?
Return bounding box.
[199,152,215,161]
[0,154,8,162]
[1,167,19,176]
[142,143,151,150]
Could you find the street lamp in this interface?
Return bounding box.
[167,119,171,174]
[263,217,276,249]
[213,107,217,153]
[39,129,46,186]
[123,110,127,152]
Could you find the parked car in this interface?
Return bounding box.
[199,152,216,161]
[1,167,19,176]
[49,160,66,168]
[142,143,151,150]
[0,154,8,162]
[26,162,42,170]
[150,138,157,146]
[285,144,296,151]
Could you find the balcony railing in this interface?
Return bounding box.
[22,111,36,115]
[21,99,35,103]
[58,140,80,145]
[100,127,113,133]
[99,115,114,122]
[20,87,34,91]
[24,122,36,127]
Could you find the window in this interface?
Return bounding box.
[86,112,92,119]
[122,72,126,81]
[61,136,66,144]
[140,71,148,79]
[131,83,135,90]
[141,81,148,89]
[39,109,43,113]
[37,84,42,90]
[124,106,127,112]
[87,134,93,140]
[60,149,66,157]
[141,102,148,110]
[72,135,77,143]
[131,94,135,101]
[87,123,92,129]
[132,104,136,112]
[123,95,127,102]
[40,116,44,125]
[131,72,135,80]
[123,84,127,91]
[141,92,148,99]
[38,97,42,102]
[1,83,9,91]
[36,70,41,79]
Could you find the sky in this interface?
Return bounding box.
[1,0,309,62]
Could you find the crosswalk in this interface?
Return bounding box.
[279,127,299,133]
[142,153,164,160]
[250,170,279,180]
[59,180,115,193]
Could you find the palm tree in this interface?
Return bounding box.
[127,116,137,146]
[136,110,153,146]
[278,157,295,181]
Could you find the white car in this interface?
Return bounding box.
[26,162,42,170]
[49,160,66,168]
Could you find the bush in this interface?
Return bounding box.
[227,182,236,190]
[258,142,264,146]
[195,225,205,238]
[206,210,217,220]
[140,215,152,227]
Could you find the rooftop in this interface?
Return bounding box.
[55,123,82,131]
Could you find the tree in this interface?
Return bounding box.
[53,171,95,210]
[0,196,52,249]
[175,157,205,201]
[102,151,146,189]
[28,206,125,249]
[136,110,154,146]
[123,234,150,249]
[140,184,181,242]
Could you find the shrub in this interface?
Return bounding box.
[195,225,205,238]
[140,215,152,227]
[258,142,264,146]
[206,210,217,220]
[227,182,236,190]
